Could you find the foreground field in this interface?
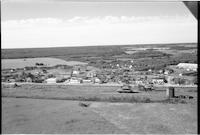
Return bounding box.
[2,98,123,134]
[91,102,197,134]
[2,98,197,134]
[2,84,197,133]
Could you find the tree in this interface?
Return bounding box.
[27,73,34,79]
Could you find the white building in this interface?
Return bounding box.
[94,77,101,83]
[86,70,96,78]
[68,78,81,84]
[82,79,92,83]
[135,80,143,85]
[45,78,57,83]
[151,78,164,85]
[177,63,197,71]
[72,70,80,75]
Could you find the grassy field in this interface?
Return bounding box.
[1,84,197,133]
[2,97,197,134]
[2,84,197,103]
[2,57,87,69]
[2,98,124,134]
[91,102,197,134]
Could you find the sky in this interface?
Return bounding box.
[1,0,197,49]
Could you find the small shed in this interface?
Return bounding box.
[69,78,81,84]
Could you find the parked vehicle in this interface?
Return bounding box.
[117,84,135,93]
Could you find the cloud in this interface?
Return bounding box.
[66,15,195,25]
[2,18,63,28]
[2,15,195,28]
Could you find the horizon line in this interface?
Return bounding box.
[2,42,197,50]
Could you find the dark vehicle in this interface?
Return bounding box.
[117,84,135,93]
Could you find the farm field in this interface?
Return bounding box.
[2,57,87,69]
[2,97,197,134]
[2,84,197,103]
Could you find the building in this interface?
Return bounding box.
[24,66,36,71]
[151,77,164,85]
[86,70,97,78]
[68,78,81,84]
[45,78,57,83]
[82,79,92,83]
[72,70,80,76]
[177,63,197,71]
[93,77,101,83]
[135,80,143,85]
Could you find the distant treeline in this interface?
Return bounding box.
[2,43,197,71]
[2,43,196,59]
[2,45,124,59]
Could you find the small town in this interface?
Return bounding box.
[2,60,197,86]
[1,1,197,134]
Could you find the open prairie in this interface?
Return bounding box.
[2,84,197,103]
[1,83,197,134]
[2,97,197,134]
[2,57,87,69]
